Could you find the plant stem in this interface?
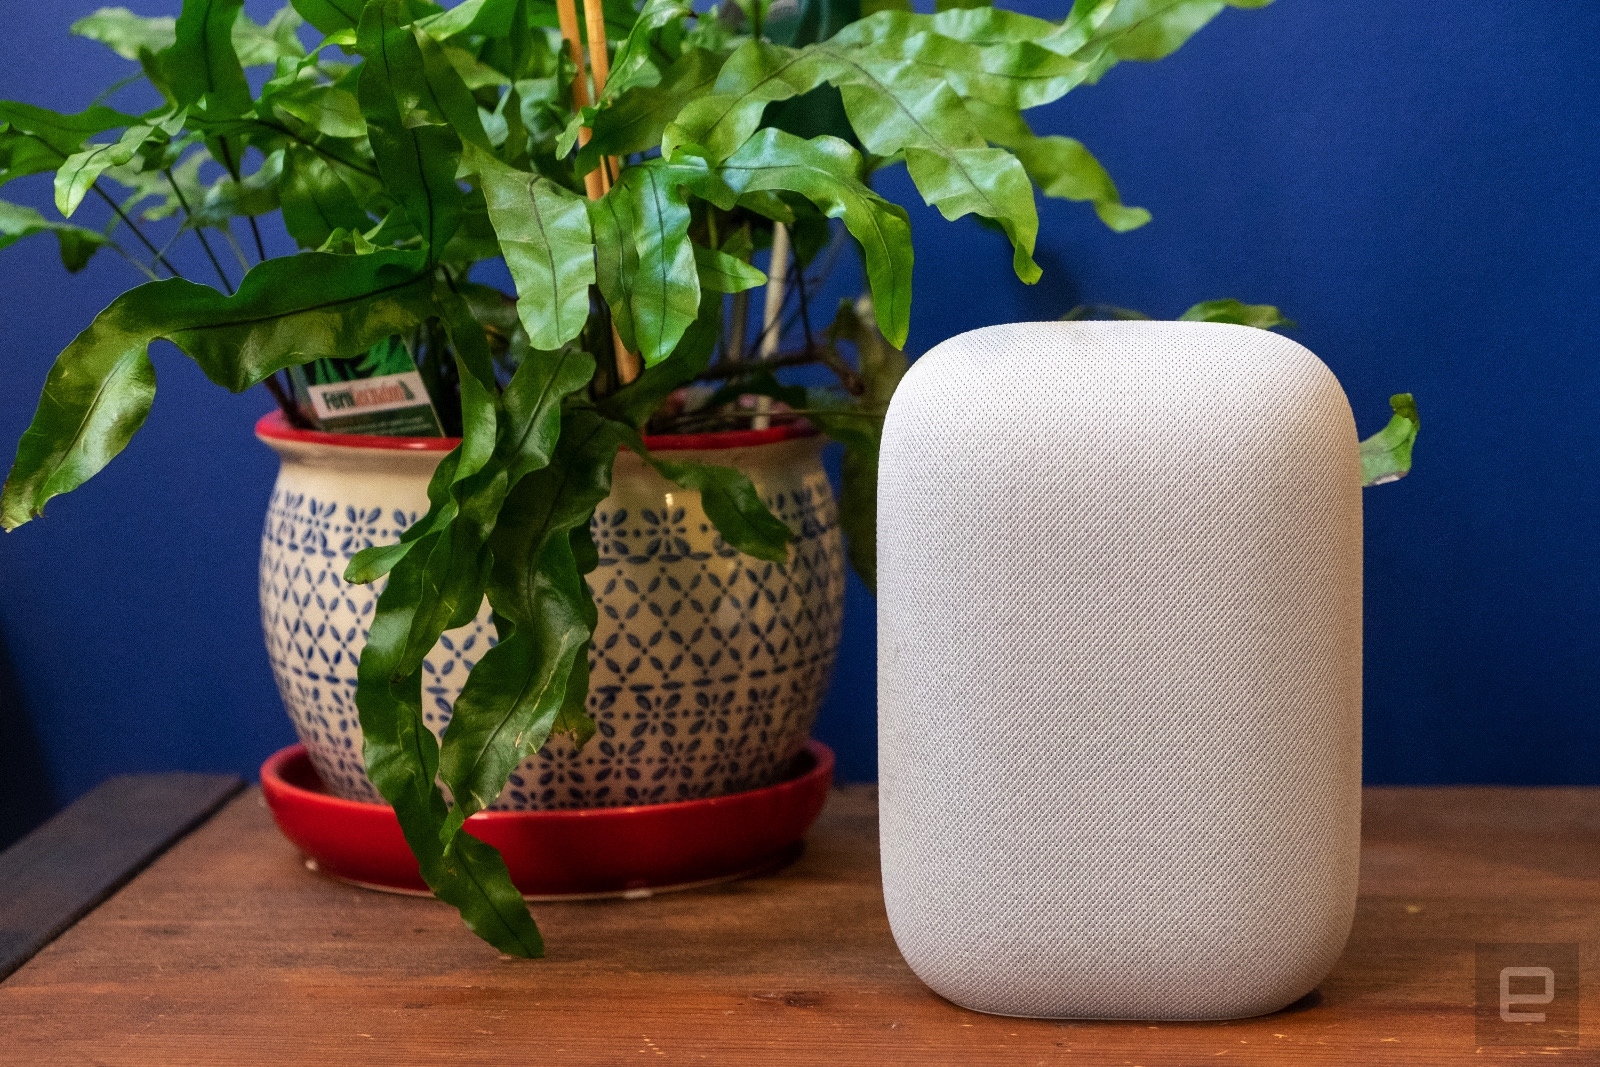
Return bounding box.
[220,226,253,274]
[92,185,185,280]
[246,216,268,262]
[753,222,790,429]
[793,245,815,355]
[106,241,161,282]
[652,404,883,435]
[692,343,863,395]
[165,169,235,295]
[255,118,379,179]
[262,370,312,428]
[726,290,748,363]
[214,139,268,262]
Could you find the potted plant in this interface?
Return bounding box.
[0,0,1418,957]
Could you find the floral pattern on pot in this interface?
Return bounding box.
[258,423,845,810]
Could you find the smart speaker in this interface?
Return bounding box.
[876,321,1362,1021]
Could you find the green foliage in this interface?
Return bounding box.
[471,145,595,349]
[0,199,112,271]
[0,0,1312,956]
[631,441,794,562]
[718,129,912,347]
[1360,393,1420,486]
[808,297,905,592]
[1179,297,1296,329]
[0,248,434,529]
[71,9,178,61]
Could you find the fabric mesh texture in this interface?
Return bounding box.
[877,322,1362,1021]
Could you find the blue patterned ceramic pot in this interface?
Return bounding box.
[256,413,845,810]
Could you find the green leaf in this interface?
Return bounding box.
[162,0,253,118]
[969,101,1149,231]
[356,288,504,690]
[437,409,626,831]
[415,0,501,39]
[588,161,705,366]
[71,8,178,60]
[604,0,696,103]
[272,86,367,139]
[639,448,793,563]
[717,128,913,347]
[666,41,829,162]
[500,347,599,486]
[830,10,1108,110]
[279,144,374,248]
[355,0,466,258]
[436,286,501,476]
[55,122,160,218]
[575,47,725,176]
[1,341,156,533]
[414,23,494,151]
[291,0,363,35]
[346,448,464,584]
[809,296,904,590]
[675,40,1040,282]
[1178,298,1295,330]
[0,102,139,163]
[0,198,113,272]
[443,44,511,90]
[586,181,637,353]
[470,146,596,351]
[233,6,308,67]
[902,142,1040,283]
[694,242,766,293]
[1,249,434,529]
[355,540,546,959]
[397,492,501,673]
[192,147,283,226]
[1082,0,1272,68]
[598,287,721,428]
[1360,393,1419,487]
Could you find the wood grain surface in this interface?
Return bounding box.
[1,785,1596,1065]
[0,773,243,981]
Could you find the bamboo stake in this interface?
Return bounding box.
[580,0,623,193]
[753,222,791,430]
[553,0,605,201]
[560,0,639,383]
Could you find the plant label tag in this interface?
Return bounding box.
[288,337,446,437]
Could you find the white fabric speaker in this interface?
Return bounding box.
[877,321,1362,1021]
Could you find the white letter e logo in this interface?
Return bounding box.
[1500,966,1555,1023]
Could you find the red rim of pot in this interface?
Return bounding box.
[254,409,819,452]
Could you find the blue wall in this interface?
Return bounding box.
[2,1,1597,840]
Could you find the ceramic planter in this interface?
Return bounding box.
[257,413,845,810]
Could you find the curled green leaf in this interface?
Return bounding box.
[717,128,913,347]
[1360,393,1419,487]
[1178,298,1295,330]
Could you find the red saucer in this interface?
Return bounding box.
[260,742,834,900]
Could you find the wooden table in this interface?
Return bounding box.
[1,783,1597,1064]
